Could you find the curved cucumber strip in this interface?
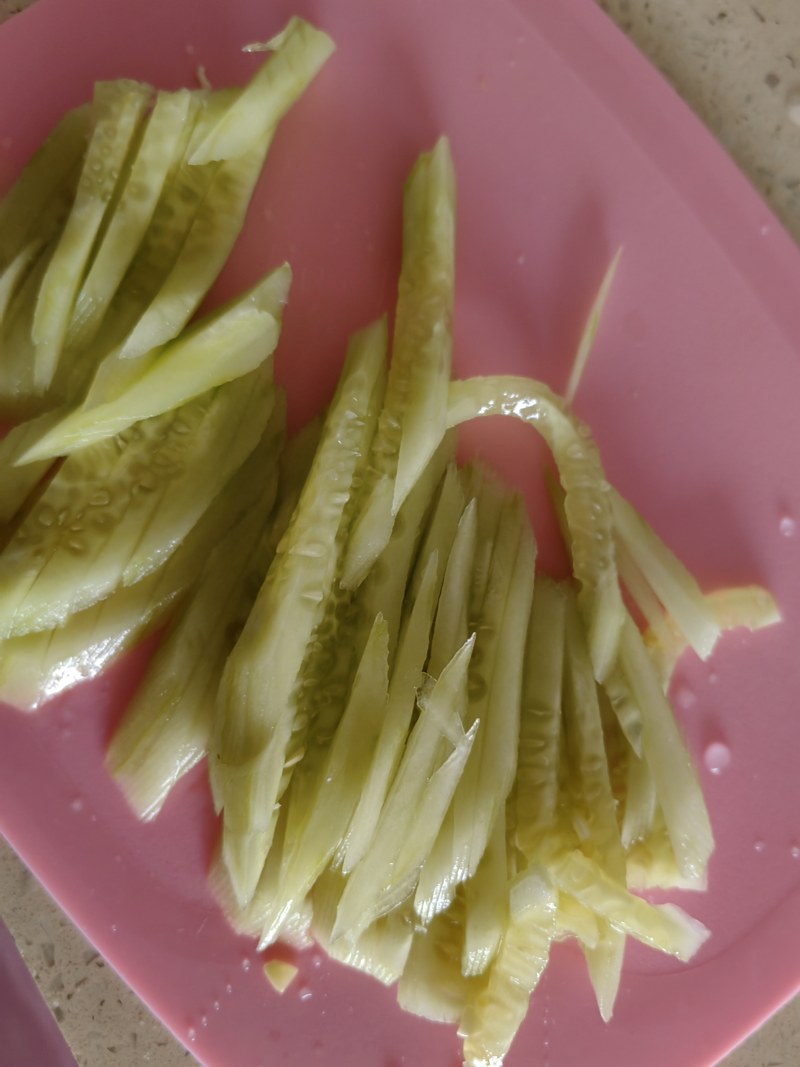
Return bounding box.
[212,319,387,907]
[20,264,291,462]
[189,17,335,165]
[447,375,624,683]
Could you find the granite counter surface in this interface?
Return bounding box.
[1,0,800,1064]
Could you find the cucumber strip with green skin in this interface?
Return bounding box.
[122,370,274,584]
[550,849,709,960]
[357,434,455,658]
[21,264,292,462]
[189,17,335,166]
[407,463,464,605]
[460,866,556,1067]
[392,138,456,513]
[582,923,625,1022]
[563,588,626,882]
[212,320,387,908]
[514,576,566,861]
[258,615,389,948]
[340,139,456,588]
[0,242,61,411]
[415,495,533,923]
[610,488,720,660]
[115,142,271,367]
[0,240,42,331]
[447,376,624,683]
[332,637,476,943]
[0,415,283,711]
[428,497,477,677]
[32,80,152,391]
[0,105,90,271]
[461,807,508,977]
[618,612,714,882]
[106,399,286,819]
[0,371,275,636]
[66,90,195,352]
[58,91,222,403]
[338,551,441,875]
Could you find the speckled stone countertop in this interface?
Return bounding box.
[1,0,800,1065]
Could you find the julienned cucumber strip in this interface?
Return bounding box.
[212,319,387,908]
[189,17,335,165]
[0,105,91,272]
[415,494,532,923]
[258,615,390,948]
[0,370,275,637]
[514,576,566,859]
[460,866,555,1067]
[618,612,714,882]
[66,90,195,353]
[332,637,476,944]
[338,552,441,875]
[550,849,709,960]
[446,375,624,683]
[0,407,286,713]
[562,587,626,882]
[106,398,286,819]
[610,488,720,660]
[32,80,152,392]
[65,90,222,403]
[20,264,292,462]
[341,138,456,589]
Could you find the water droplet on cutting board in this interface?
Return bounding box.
[779,513,797,538]
[298,982,313,1002]
[791,845,800,860]
[754,839,766,854]
[187,1027,197,1043]
[69,796,84,813]
[704,741,731,775]
[675,685,696,710]
[241,956,252,972]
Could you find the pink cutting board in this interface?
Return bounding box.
[2,1,800,1065]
